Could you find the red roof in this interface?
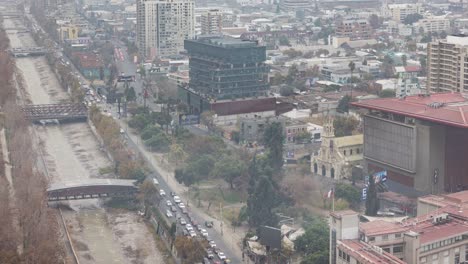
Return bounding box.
[352,93,468,128]
[211,97,277,116]
[75,52,104,69]
[338,240,405,264]
[404,65,421,72]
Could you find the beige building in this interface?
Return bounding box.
[200,9,222,35]
[311,120,363,180]
[427,35,468,92]
[415,17,450,34]
[331,191,468,264]
[387,4,422,22]
[136,0,195,59]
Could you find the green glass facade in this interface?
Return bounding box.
[184,36,270,101]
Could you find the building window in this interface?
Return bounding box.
[357,148,360,154]
[420,257,427,263]
[383,247,390,253]
[344,150,347,156]
[350,149,353,155]
[455,253,460,264]
[465,245,468,260]
[432,254,438,260]
[383,235,388,241]
[369,237,375,242]
[393,246,403,253]
[395,233,402,238]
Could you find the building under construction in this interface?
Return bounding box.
[184,36,269,102]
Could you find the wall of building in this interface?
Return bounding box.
[445,126,468,192]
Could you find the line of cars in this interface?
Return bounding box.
[159,182,230,264]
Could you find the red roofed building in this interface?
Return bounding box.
[352,92,468,194]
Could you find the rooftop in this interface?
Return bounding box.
[191,35,259,48]
[334,134,363,148]
[351,92,468,128]
[338,240,406,264]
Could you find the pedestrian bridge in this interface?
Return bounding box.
[47,179,138,201]
[10,47,47,57]
[22,103,88,123]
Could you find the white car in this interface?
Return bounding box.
[166,210,173,218]
[166,200,172,207]
[153,178,159,185]
[209,240,216,248]
[218,252,226,260]
[160,189,166,196]
[178,202,185,209]
[173,196,181,203]
[189,230,197,237]
[180,218,187,225]
[201,229,208,237]
[185,224,193,231]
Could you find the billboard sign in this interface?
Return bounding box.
[179,114,199,126]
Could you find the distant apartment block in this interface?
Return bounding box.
[136,0,195,59]
[200,9,222,35]
[387,4,422,22]
[335,19,373,40]
[280,0,312,11]
[428,35,468,92]
[415,17,450,34]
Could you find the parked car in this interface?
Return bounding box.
[166,200,172,207]
[178,202,185,209]
[183,229,189,236]
[196,224,203,231]
[189,230,197,237]
[218,252,226,260]
[171,206,177,212]
[173,196,181,203]
[181,207,188,214]
[209,240,217,248]
[185,224,193,231]
[159,189,166,196]
[170,192,176,196]
[180,218,187,225]
[203,257,210,264]
[166,210,173,218]
[201,229,209,238]
[205,221,214,228]
[153,178,159,185]
[206,249,214,259]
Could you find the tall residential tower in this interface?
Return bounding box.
[137,0,195,59]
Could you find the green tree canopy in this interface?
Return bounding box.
[403,13,423,25]
[365,174,380,216]
[335,183,361,209]
[379,89,396,98]
[212,155,247,189]
[294,217,329,264]
[263,122,284,169]
[333,116,359,137]
[247,175,279,228]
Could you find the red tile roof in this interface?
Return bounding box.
[404,65,421,72]
[75,52,104,69]
[338,240,406,264]
[360,220,407,236]
[352,92,468,128]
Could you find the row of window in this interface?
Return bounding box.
[421,235,466,252]
[343,148,361,156]
[338,249,351,263]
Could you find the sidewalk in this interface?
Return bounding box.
[117,117,246,260]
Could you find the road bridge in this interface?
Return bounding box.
[22,103,88,123]
[47,179,138,201]
[10,47,47,57]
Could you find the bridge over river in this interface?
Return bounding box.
[47,179,138,201]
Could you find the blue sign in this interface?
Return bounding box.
[179,114,200,126]
[374,171,387,184]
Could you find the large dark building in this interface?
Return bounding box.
[353,93,468,195]
[184,36,269,101]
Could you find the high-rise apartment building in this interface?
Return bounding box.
[200,9,222,35]
[387,4,422,22]
[335,18,373,40]
[137,0,194,59]
[184,36,269,101]
[428,35,468,92]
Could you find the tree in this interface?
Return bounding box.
[401,55,407,66]
[279,35,290,46]
[335,183,361,209]
[125,86,137,101]
[247,176,279,228]
[286,64,299,84]
[139,65,146,79]
[379,89,396,98]
[271,72,284,85]
[174,236,205,264]
[151,111,172,130]
[348,61,355,83]
[280,86,294,96]
[263,122,284,170]
[212,155,247,189]
[169,142,186,167]
[283,48,303,59]
[294,217,329,264]
[420,56,427,76]
[144,133,170,152]
[295,131,312,143]
[368,14,381,29]
[138,178,158,216]
[333,116,359,137]
[200,111,216,131]
[403,13,423,25]
[337,95,352,113]
[365,174,380,216]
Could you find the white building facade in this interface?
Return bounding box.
[137,0,195,59]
